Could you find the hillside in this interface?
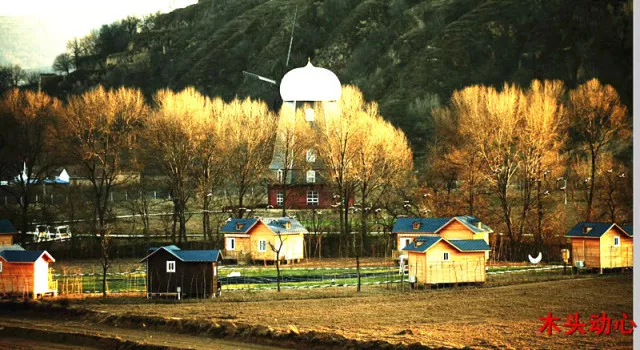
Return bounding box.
[53,0,633,155]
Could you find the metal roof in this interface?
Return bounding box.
[0,244,25,252]
[402,236,441,252]
[448,239,491,251]
[262,217,308,234]
[148,245,181,252]
[393,218,450,233]
[0,250,54,263]
[220,218,258,233]
[565,222,633,238]
[140,246,222,263]
[0,220,17,234]
[393,216,493,234]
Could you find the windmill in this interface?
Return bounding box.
[241,4,298,110]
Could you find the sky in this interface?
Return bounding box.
[0,0,197,71]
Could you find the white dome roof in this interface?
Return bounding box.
[280,61,342,102]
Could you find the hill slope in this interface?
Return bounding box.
[59,0,634,153]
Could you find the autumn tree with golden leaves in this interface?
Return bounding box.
[61,86,147,296]
[0,89,62,243]
[221,98,277,218]
[568,78,630,221]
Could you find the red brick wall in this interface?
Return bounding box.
[268,184,334,209]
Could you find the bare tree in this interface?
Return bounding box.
[53,53,74,75]
[268,231,286,292]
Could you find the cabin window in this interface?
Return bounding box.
[614,236,620,247]
[284,221,291,229]
[306,170,316,183]
[0,261,2,273]
[307,191,319,206]
[401,238,412,250]
[412,222,420,230]
[258,239,267,252]
[167,261,176,273]
[276,169,283,182]
[276,191,284,206]
[236,223,245,230]
[443,252,450,261]
[227,238,235,251]
[306,149,316,163]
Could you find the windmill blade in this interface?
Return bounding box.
[242,71,278,85]
[285,4,298,67]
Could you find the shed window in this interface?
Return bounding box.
[412,222,420,230]
[276,191,284,206]
[258,239,267,252]
[236,223,245,230]
[284,221,291,229]
[443,252,450,261]
[227,237,235,251]
[167,261,176,273]
[614,236,620,247]
[401,238,412,250]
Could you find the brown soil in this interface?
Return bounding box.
[1,274,633,349]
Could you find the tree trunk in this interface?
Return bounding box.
[586,148,597,221]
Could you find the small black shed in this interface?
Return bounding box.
[141,246,223,299]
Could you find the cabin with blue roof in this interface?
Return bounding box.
[0,244,57,297]
[140,246,223,298]
[392,216,493,260]
[403,235,491,285]
[565,222,632,270]
[0,219,18,246]
[221,217,308,263]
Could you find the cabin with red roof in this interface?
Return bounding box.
[0,245,57,298]
[565,222,633,270]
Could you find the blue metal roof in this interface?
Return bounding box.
[565,222,632,238]
[220,218,258,233]
[448,239,491,251]
[148,245,181,252]
[393,216,492,234]
[402,236,441,252]
[262,217,308,234]
[0,220,17,234]
[141,246,222,263]
[393,218,450,233]
[0,250,53,262]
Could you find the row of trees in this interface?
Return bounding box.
[421,79,631,259]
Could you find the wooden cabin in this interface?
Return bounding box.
[221,217,307,263]
[565,222,633,270]
[0,220,18,246]
[141,246,223,299]
[0,245,57,297]
[392,216,492,259]
[403,236,490,285]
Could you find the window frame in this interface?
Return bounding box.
[166,260,176,273]
[306,170,316,183]
[306,149,316,163]
[258,239,267,252]
[443,252,450,261]
[276,191,284,206]
[276,169,284,182]
[227,237,236,251]
[307,190,319,206]
[614,236,620,248]
[0,261,3,273]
